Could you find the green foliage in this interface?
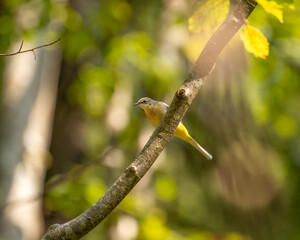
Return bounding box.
[188,0,229,33]
[68,64,117,117]
[154,175,177,202]
[3,0,300,239]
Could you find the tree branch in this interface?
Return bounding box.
[0,38,60,60]
[42,0,257,239]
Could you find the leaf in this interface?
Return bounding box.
[188,0,229,33]
[240,25,269,59]
[275,0,294,3]
[256,0,284,23]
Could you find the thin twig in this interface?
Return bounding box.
[0,194,42,214]
[18,40,24,52]
[0,147,113,213]
[0,38,60,60]
[45,147,114,192]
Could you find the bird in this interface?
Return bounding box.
[133,97,212,160]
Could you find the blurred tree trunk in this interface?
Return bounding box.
[43,59,87,228]
[0,41,62,240]
[46,60,85,180]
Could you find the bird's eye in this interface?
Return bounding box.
[142,100,147,103]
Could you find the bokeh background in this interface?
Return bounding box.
[0,0,300,239]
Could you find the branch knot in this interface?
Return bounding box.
[127,165,140,179]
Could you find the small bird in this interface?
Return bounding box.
[134,97,212,160]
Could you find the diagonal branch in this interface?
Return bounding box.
[42,0,257,239]
[0,38,60,60]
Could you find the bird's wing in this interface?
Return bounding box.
[161,102,169,114]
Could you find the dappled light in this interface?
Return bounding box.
[0,0,299,240]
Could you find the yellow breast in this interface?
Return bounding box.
[143,106,164,128]
[142,104,192,142]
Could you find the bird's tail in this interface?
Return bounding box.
[188,137,213,160]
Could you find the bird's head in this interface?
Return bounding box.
[133,97,155,110]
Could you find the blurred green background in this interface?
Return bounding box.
[0,0,300,240]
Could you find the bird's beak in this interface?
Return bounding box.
[133,102,139,106]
